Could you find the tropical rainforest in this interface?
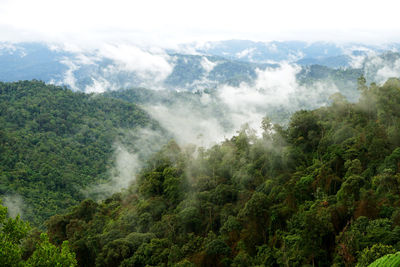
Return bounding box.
[0,80,164,226]
[2,76,400,266]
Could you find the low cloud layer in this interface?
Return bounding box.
[216,63,338,131]
[53,43,174,93]
[87,62,339,197]
[99,44,173,84]
[142,62,339,149]
[345,46,400,84]
[364,54,400,84]
[144,103,228,147]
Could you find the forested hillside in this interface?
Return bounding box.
[40,77,400,266]
[0,80,164,226]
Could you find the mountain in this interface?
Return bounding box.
[195,40,348,65]
[0,43,273,92]
[0,80,168,226]
[193,39,400,65]
[2,40,400,265]
[0,42,70,82]
[0,41,399,96]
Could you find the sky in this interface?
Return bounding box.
[1,0,400,46]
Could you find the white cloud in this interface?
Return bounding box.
[343,45,376,69]
[236,48,255,59]
[52,43,175,92]
[97,44,173,82]
[346,48,400,84]
[85,77,116,93]
[267,43,278,53]
[144,104,228,147]
[87,144,141,197]
[218,63,300,110]
[140,63,339,150]
[376,60,400,81]
[200,57,217,73]
[217,63,338,131]
[0,42,17,54]
[59,57,80,90]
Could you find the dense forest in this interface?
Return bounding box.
[0,80,164,225]
[3,77,400,266]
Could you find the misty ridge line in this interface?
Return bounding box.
[56,45,400,94]
[2,40,400,94]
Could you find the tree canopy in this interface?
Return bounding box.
[0,80,163,226]
[42,78,400,266]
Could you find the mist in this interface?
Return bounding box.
[50,43,174,93]
[4,41,398,200]
[1,195,25,219]
[85,127,170,199]
[140,62,339,150]
[84,59,341,197]
[40,40,400,201]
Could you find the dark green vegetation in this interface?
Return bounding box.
[41,77,400,266]
[0,199,77,266]
[0,80,163,226]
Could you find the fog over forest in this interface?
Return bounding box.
[2,1,400,266]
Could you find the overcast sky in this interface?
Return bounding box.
[1,0,400,46]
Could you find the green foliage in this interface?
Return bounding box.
[368,251,400,267]
[25,233,77,267]
[0,199,30,266]
[6,78,400,266]
[0,80,161,226]
[356,243,396,267]
[205,238,231,257]
[0,199,76,266]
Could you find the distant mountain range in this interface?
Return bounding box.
[0,41,400,100]
[192,39,400,66]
